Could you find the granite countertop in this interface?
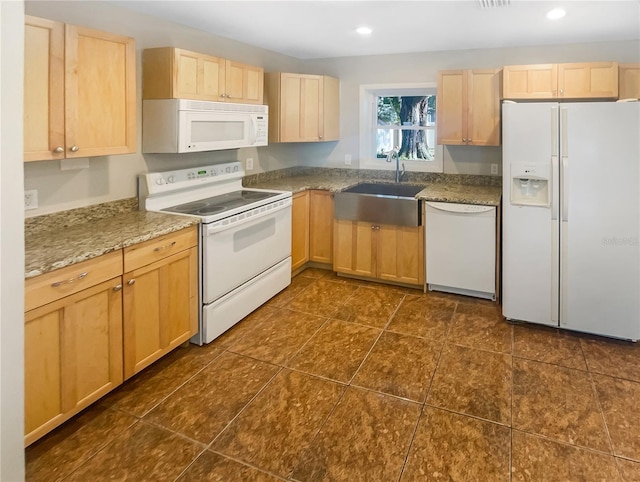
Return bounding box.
[25,209,199,279]
[246,171,502,206]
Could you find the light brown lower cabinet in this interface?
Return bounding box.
[333,220,424,286]
[24,226,198,445]
[24,274,124,446]
[291,191,310,271]
[123,243,198,379]
[291,189,334,272]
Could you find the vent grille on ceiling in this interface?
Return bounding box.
[477,0,511,8]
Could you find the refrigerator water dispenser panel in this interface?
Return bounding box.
[510,163,551,207]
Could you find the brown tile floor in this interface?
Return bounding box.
[26,268,640,481]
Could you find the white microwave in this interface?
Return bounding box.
[142,99,268,153]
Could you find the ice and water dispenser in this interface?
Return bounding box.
[510,163,551,207]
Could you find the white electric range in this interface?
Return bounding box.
[138,161,292,344]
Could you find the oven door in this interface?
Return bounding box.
[202,200,292,303]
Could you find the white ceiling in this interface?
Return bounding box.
[117,0,640,59]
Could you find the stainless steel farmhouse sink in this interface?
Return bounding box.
[334,183,424,227]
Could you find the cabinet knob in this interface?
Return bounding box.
[467,139,472,143]
[127,279,136,286]
[53,146,64,153]
[70,145,79,152]
[559,89,564,95]
[113,284,123,292]
[462,138,467,142]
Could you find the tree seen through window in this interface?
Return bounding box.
[376,95,436,161]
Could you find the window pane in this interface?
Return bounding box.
[377,95,436,127]
[376,128,435,161]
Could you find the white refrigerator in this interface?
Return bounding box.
[502,101,640,340]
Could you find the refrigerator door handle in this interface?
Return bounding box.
[560,106,569,157]
[561,157,569,222]
[551,156,559,220]
[551,106,559,154]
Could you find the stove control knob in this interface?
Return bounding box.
[155,177,165,186]
[225,167,231,173]
[233,165,239,172]
[168,175,176,183]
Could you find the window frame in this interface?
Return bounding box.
[359,82,443,173]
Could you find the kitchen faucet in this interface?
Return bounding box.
[385,147,406,183]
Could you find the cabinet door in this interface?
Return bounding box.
[322,76,340,141]
[291,191,310,271]
[559,62,618,98]
[467,69,501,146]
[279,73,323,142]
[377,224,424,286]
[25,277,123,446]
[436,70,467,145]
[619,63,640,99]
[333,220,376,278]
[309,190,334,264]
[503,64,558,99]
[123,247,197,379]
[64,25,136,158]
[200,54,226,101]
[618,64,640,99]
[225,60,264,104]
[24,16,65,162]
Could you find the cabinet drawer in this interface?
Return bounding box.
[124,226,198,272]
[25,250,123,312]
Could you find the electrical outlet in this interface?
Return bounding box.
[345,154,352,165]
[491,163,499,175]
[25,189,38,210]
[246,158,254,170]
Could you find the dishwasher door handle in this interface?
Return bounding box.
[425,201,495,215]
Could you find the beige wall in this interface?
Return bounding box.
[299,39,640,174]
[24,1,640,215]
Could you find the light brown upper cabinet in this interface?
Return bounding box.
[24,16,136,162]
[265,73,340,143]
[503,62,618,99]
[436,69,501,146]
[142,47,264,104]
[619,63,640,99]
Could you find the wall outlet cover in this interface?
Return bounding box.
[246,158,254,170]
[491,163,499,175]
[25,189,38,210]
[345,154,352,165]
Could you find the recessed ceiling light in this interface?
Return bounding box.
[356,26,372,36]
[546,8,566,20]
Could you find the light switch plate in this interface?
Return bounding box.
[345,154,352,165]
[25,189,38,210]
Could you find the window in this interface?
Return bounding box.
[360,83,443,173]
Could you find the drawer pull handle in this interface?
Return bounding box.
[153,241,177,252]
[51,272,88,287]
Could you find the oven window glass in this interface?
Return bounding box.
[191,121,244,142]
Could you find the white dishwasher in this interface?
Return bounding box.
[425,201,496,300]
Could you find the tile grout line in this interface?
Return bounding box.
[586,369,618,461]
[345,294,408,386]
[205,366,285,450]
[397,300,459,482]
[510,315,515,482]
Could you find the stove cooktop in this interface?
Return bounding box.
[161,190,281,217]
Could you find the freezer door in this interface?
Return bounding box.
[560,102,640,340]
[502,102,560,326]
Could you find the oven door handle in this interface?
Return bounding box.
[204,198,291,236]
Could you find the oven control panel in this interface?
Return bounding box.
[145,162,244,194]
